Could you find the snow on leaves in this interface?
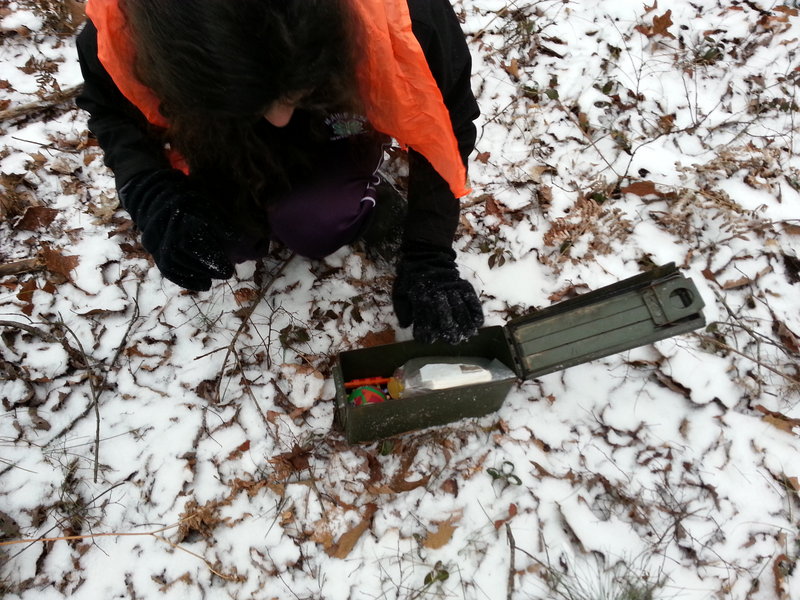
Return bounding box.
[2,1,800,599]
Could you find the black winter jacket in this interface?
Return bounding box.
[75,0,480,250]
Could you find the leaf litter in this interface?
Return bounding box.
[1,1,800,599]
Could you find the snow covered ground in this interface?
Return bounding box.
[1,1,799,598]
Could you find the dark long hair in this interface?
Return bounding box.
[121,0,362,216]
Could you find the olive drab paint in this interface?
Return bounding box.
[335,264,706,443]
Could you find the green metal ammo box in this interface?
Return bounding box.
[333,263,706,443]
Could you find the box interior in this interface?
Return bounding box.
[335,326,518,442]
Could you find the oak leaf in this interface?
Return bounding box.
[327,503,377,558]
[17,279,37,316]
[14,206,59,231]
[755,405,800,435]
[621,180,662,198]
[423,519,458,549]
[503,58,520,80]
[270,444,311,474]
[652,10,676,38]
[226,440,251,461]
[40,244,79,281]
[356,327,396,348]
[774,320,800,354]
[233,287,258,306]
[635,10,675,39]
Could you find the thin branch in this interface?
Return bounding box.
[1,514,239,581]
[150,534,241,581]
[0,319,60,343]
[215,254,294,403]
[232,349,277,441]
[109,288,141,369]
[53,319,103,482]
[0,257,44,277]
[506,524,516,600]
[0,84,82,122]
[694,333,800,386]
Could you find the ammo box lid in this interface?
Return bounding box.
[504,262,706,381]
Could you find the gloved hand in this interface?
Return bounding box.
[392,244,484,344]
[119,169,235,291]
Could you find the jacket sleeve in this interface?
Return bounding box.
[76,20,171,188]
[404,0,480,250]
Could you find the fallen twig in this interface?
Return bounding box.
[215,254,294,404]
[52,319,103,482]
[506,524,516,600]
[0,257,44,277]
[694,333,800,386]
[0,84,82,122]
[0,319,60,343]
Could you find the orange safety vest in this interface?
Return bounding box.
[85,0,470,198]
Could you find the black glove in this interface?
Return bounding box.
[392,244,484,344]
[119,169,235,291]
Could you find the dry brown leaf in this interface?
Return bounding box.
[762,415,798,435]
[14,206,59,231]
[195,378,218,402]
[233,287,258,306]
[28,408,51,431]
[621,180,662,198]
[635,9,675,39]
[529,165,553,184]
[327,503,377,559]
[755,405,800,435]
[364,451,383,484]
[493,503,518,530]
[459,213,476,236]
[700,268,718,283]
[774,321,800,354]
[548,283,591,303]
[229,478,270,498]
[310,520,335,550]
[775,6,799,16]
[176,500,228,542]
[390,474,430,493]
[475,151,491,164]
[67,0,87,24]
[48,155,80,175]
[226,440,251,461]
[424,519,458,549]
[440,478,458,496]
[653,370,692,399]
[643,0,658,13]
[367,484,397,495]
[40,244,79,281]
[17,279,37,316]
[773,553,792,599]
[503,58,520,80]
[356,327,396,348]
[270,444,311,474]
[281,362,324,379]
[485,195,506,220]
[720,266,771,290]
[652,10,675,37]
[658,113,676,132]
